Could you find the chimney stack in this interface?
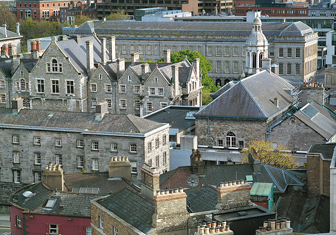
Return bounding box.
[30,40,36,52]
[2,24,7,37]
[172,65,179,96]
[117,58,125,78]
[8,44,16,56]
[274,97,279,107]
[300,82,325,107]
[74,35,81,44]
[193,58,200,79]
[86,40,94,76]
[58,35,67,41]
[108,36,116,62]
[1,44,8,56]
[36,39,41,52]
[163,49,171,63]
[101,37,107,65]
[11,55,20,75]
[43,162,64,192]
[271,64,279,75]
[12,97,23,113]
[141,63,149,77]
[261,58,271,71]
[190,149,205,175]
[131,52,140,63]
[108,156,131,181]
[95,101,108,120]
[16,22,20,35]
[141,164,160,200]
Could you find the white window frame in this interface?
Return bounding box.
[12,135,19,144]
[91,98,97,108]
[90,83,97,92]
[51,79,60,94]
[55,138,62,147]
[163,135,167,145]
[0,80,5,89]
[163,152,167,164]
[149,87,156,96]
[120,99,127,109]
[105,98,112,108]
[91,141,99,151]
[119,84,126,93]
[13,170,20,183]
[37,79,45,93]
[147,102,153,113]
[130,144,137,153]
[92,159,99,171]
[13,151,20,163]
[16,215,22,228]
[55,154,62,166]
[34,171,42,182]
[131,162,137,174]
[34,152,41,165]
[66,80,74,94]
[76,139,84,148]
[134,85,140,94]
[0,94,6,103]
[135,100,140,110]
[158,88,164,96]
[49,224,59,234]
[111,143,118,152]
[105,84,112,92]
[113,226,118,235]
[77,156,84,168]
[99,215,104,230]
[155,155,159,167]
[34,136,41,146]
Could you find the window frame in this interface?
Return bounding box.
[105,84,112,93]
[99,215,104,230]
[16,215,22,228]
[92,159,99,171]
[111,143,118,152]
[66,80,74,94]
[76,139,84,148]
[13,151,20,163]
[77,156,84,168]
[55,154,62,166]
[119,84,126,93]
[90,83,97,92]
[279,48,284,58]
[34,152,41,165]
[120,99,127,109]
[130,144,137,153]
[91,141,99,151]
[13,170,20,183]
[51,79,60,94]
[34,171,42,182]
[49,224,59,234]
[55,138,62,147]
[12,135,19,144]
[37,79,45,93]
[34,136,41,146]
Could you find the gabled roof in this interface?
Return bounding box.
[97,188,154,233]
[0,59,12,77]
[196,71,295,119]
[279,22,314,37]
[294,101,336,140]
[210,81,238,99]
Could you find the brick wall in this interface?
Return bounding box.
[216,183,252,210]
[307,154,331,197]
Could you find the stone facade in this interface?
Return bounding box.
[215,182,252,210]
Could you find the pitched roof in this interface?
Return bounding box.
[210,81,238,99]
[0,26,22,40]
[97,188,154,233]
[196,71,295,119]
[294,101,336,140]
[0,109,166,134]
[279,21,314,37]
[308,143,336,160]
[186,186,218,213]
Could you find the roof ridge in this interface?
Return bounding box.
[262,164,284,192]
[125,115,141,133]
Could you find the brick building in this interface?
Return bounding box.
[235,5,309,16]
[60,2,97,24]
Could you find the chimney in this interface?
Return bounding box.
[141,164,160,200]
[74,35,81,44]
[163,49,171,63]
[43,162,64,192]
[11,55,20,75]
[100,37,107,65]
[2,24,7,37]
[300,82,325,107]
[86,40,94,76]
[261,58,271,71]
[58,35,67,41]
[131,52,139,63]
[152,187,188,229]
[215,180,252,210]
[30,40,36,52]
[172,65,179,96]
[193,58,200,79]
[8,44,16,56]
[31,50,38,60]
[117,58,125,77]
[248,147,261,173]
[16,22,20,35]
[274,97,279,107]
[255,219,293,235]
[108,36,116,62]
[1,44,8,56]
[36,39,41,52]
[95,101,108,120]
[190,149,205,175]
[12,97,23,113]
[141,63,149,77]
[271,64,279,75]
[108,156,131,181]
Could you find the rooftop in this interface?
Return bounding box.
[308,143,336,160]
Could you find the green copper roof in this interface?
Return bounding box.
[250,182,273,196]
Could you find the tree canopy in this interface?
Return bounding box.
[106,9,130,21]
[75,15,97,26]
[158,50,218,105]
[242,140,299,169]
[0,2,17,32]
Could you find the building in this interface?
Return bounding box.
[0,23,22,55]
[15,0,85,22]
[141,9,192,22]
[60,2,97,24]
[71,14,318,84]
[330,145,336,232]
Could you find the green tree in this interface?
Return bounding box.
[242,140,299,169]
[75,15,97,26]
[158,50,217,105]
[0,2,17,32]
[106,9,130,21]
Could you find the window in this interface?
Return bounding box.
[150,88,155,95]
[49,224,59,234]
[34,152,41,165]
[105,84,112,92]
[34,171,41,182]
[233,62,239,73]
[207,46,212,56]
[233,47,239,56]
[113,226,118,235]
[92,141,99,150]
[34,136,41,145]
[90,83,97,92]
[295,63,300,75]
[77,156,84,168]
[111,143,118,151]
[160,102,168,109]
[226,132,236,147]
[148,159,152,166]
[131,162,137,174]
[134,85,140,94]
[91,98,97,108]
[52,59,58,72]
[51,80,59,94]
[225,46,230,56]
[225,61,230,73]
[216,61,221,73]
[12,135,19,144]
[148,142,152,153]
[120,99,127,109]
[296,48,300,58]
[16,215,21,228]
[216,46,221,56]
[55,138,61,147]
[279,63,284,75]
[269,47,274,57]
[163,152,167,164]
[156,156,159,167]
[238,140,244,148]
[0,94,6,103]
[279,48,284,58]
[163,135,167,145]
[105,99,112,108]
[86,227,92,235]
[37,79,45,93]
[13,170,20,183]
[66,81,74,94]
[158,88,164,96]
[147,102,153,112]
[92,159,99,171]
[218,139,224,146]
[76,139,84,148]
[135,100,140,110]
[119,85,126,93]
[13,152,20,163]
[287,63,292,75]
[287,48,292,58]
[130,144,137,153]
[55,155,62,166]
[0,80,5,88]
[99,215,103,230]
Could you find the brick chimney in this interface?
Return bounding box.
[101,37,107,65]
[12,97,23,113]
[108,156,131,181]
[193,58,200,79]
[172,64,179,96]
[274,97,279,108]
[190,149,205,175]
[36,39,41,52]
[131,52,139,63]
[30,40,36,52]
[215,180,252,210]
[43,162,64,192]
[86,40,94,76]
[152,187,188,232]
[95,101,108,120]
[108,36,116,62]
[141,163,160,200]
[163,49,171,63]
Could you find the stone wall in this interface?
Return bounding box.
[0,182,25,205]
[268,116,326,151]
[215,183,252,210]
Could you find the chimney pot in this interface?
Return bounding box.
[165,189,169,194]
[232,181,236,186]
[286,220,290,229]
[228,181,232,186]
[224,182,228,187]
[16,22,20,35]
[175,188,178,193]
[210,227,215,234]
[179,187,183,193]
[236,180,240,185]
[131,52,140,63]
[220,226,224,232]
[225,225,230,231]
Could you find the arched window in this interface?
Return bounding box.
[52,59,58,72]
[226,132,236,147]
[252,53,257,68]
[259,53,263,68]
[20,79,25,91]
[216,79,221,87]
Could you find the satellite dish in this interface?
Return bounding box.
[187,174,199,188]
[23,191,34,198]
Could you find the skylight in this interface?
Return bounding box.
[45,198,57,208]
[301,104,319,119]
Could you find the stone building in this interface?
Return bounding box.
[0,99,169,200]
[0,35,201,114]
[0,23,22,56]
[70,13,318,84]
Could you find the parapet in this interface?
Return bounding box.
[216,180,251,193]
[153,187,187,202]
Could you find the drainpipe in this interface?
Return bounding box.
[7,78,10,108]
[207,117,210,145]
[113,82,117,114]
[86,81,89,113]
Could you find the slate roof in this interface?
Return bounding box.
[11,182,53,212]
[308,143,336,160]
[0,59,12,77]
[0,26,22,40]
[196,71,295,119]
[97,188,154,233]
[0,108,166,134]
[210,81,238,99]
[73,21,314,38]
[186,186,218,213]
[21,59,38,72]
[294,101,336,140]
[64,172,137,194]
